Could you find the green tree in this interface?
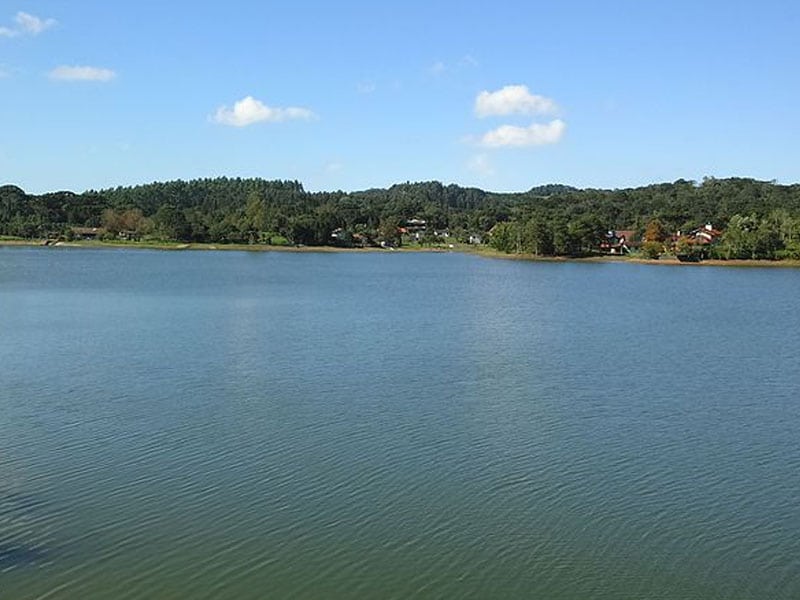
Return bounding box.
[378,216,403,247]
[489,222,518,253]
[153,204,191,241]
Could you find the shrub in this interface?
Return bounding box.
[641,241,663,259]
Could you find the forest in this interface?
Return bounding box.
[2,176,800,260]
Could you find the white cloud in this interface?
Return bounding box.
[16,11,56,34]
[475,85,558,118]
[0,11,56,37]
[212,96,316,127]
[467,153,495,176]
[49,65,117,82]
[480,119,566,148]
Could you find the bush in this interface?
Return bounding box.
[776,242,800,260]
[641,241,663,259]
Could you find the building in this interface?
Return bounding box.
[599,230,636,254]
[71,227,103,240]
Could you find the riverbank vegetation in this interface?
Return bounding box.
[2,177,800,261]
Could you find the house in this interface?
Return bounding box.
[672,223,723,248]
[599,229,636,254]
[71,227,103,240]
[117,230,139,241]
[672,223,723,260]
[690,223,723,244]
[468,234,483,245]
[405,218,427,233]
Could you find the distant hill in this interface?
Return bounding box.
[2,176,800,259]
[526,184,580,196]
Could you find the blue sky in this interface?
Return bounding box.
[2,1,799,194]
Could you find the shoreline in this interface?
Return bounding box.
[2,238,800,268]
[462,245,800,268]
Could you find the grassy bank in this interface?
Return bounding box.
[0,238,460,253]
[461,244,800,268]
[3,237,800,268]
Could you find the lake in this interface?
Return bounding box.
[1,247,799,599]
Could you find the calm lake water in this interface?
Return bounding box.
[1,247,799,599]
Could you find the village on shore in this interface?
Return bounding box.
[3,177,800,264]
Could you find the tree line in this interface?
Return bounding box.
[2,176,800,259]
[485,178,800,260]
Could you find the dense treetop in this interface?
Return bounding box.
[2,177,800,259]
